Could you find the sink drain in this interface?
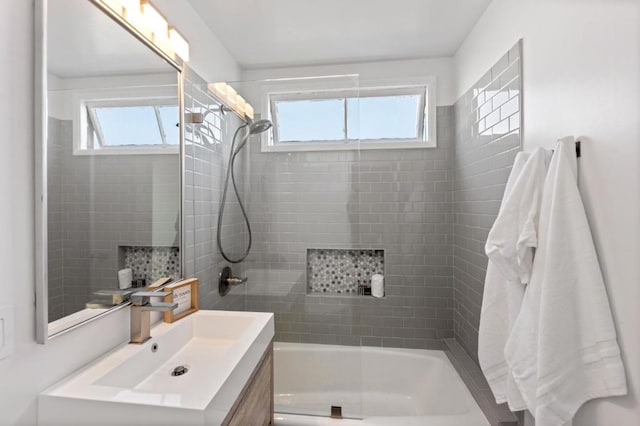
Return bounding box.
[171,365,189,377]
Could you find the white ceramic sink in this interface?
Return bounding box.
[38,310,274,425]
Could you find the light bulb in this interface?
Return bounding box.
[141,0,168,42]
[226,85,238,107]
[245,103,255,120]
[236,96,247,115]
[120,0,140,15]
[208,82,228,100]
[169,27,190,61]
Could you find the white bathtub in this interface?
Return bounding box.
[274,343,489,426]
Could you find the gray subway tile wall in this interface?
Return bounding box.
[121,246,180,282]
[182,68,249,312]
[47,117,180,321]
[47,118,65,322]
[307,249,384,294]
[453,41,522,364]
[240,106,455,349]
[184,47,520,357]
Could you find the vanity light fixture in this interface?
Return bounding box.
[226,85,238,108]
[141,0,169,42]
[92,0,190,63]
[245,103,255,120]
[99,0,126,14]
[120,0,149,38]
[206,82,257,121]
[169,27,190,62]
[236,96,247,115]
[209,82,228,99]
[119,0,141,13]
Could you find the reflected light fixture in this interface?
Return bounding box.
[100,0,125,14]
[120,0,143,28]
[119,0,141,13]
[169,27,190,62]
[122,3,149,39]
[93,0,189,63]
[141,0,169,42]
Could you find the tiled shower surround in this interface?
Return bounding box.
[186,43,521,355]
[307,249,384,294]
[182,68,249,312]
[453,42,522,364]
[243,107,455,348]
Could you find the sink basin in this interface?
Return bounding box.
[38,310,274,425]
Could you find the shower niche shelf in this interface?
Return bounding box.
[118,245,180,286]
[306,248,384,295]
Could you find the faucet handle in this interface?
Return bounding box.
[131,291,170,306]
[227,277,248,285]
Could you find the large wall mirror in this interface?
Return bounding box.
[35,0,183,343]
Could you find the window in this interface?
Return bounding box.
[74,92,179,155]
[262,78,436,152]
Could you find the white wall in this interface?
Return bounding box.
[454,1,640,425]
[242,57,456,106]
[0,1,241,424]
[154,0,241,83]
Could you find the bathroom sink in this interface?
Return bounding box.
[38,310,274,425]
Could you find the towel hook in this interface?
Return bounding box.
[552,141,582,158]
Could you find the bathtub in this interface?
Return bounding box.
[273,343,489,426]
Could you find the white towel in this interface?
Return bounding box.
[505,137,627,425]
[478,148,550,410]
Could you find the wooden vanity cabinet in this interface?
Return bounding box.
[222,342,274,426]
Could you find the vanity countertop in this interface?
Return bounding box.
[38,310,274,425]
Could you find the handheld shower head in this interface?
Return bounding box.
[218,118,273,264]
[248,119,273,135]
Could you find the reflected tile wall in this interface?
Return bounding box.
[121,246,180,282]
[242,107,455,349]
[453,41,522,363]
[48,118,65,322]
[47,118,180,321]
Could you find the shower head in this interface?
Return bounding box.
[248,119,273,135]
[231,119,273,156]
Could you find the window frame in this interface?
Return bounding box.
[73,87,179,156]
[260,76,437,153]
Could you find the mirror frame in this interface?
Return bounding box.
[34,0,185,344]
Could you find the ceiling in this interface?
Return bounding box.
[188,0,492,69]
[48,0,174,78]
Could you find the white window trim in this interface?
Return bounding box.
[259,76,437,153]
[72,87,179,156]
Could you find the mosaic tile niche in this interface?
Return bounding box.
[120,246,180,284]
[307,249,384,294]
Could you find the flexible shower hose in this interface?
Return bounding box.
[217,124,252,263]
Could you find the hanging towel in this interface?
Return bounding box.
[504,137,627,425]
[478,148,551,410]
[478,151,528,406]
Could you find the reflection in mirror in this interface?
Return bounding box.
[43,0,181,338]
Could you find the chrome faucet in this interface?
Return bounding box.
[129,291,177,344]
